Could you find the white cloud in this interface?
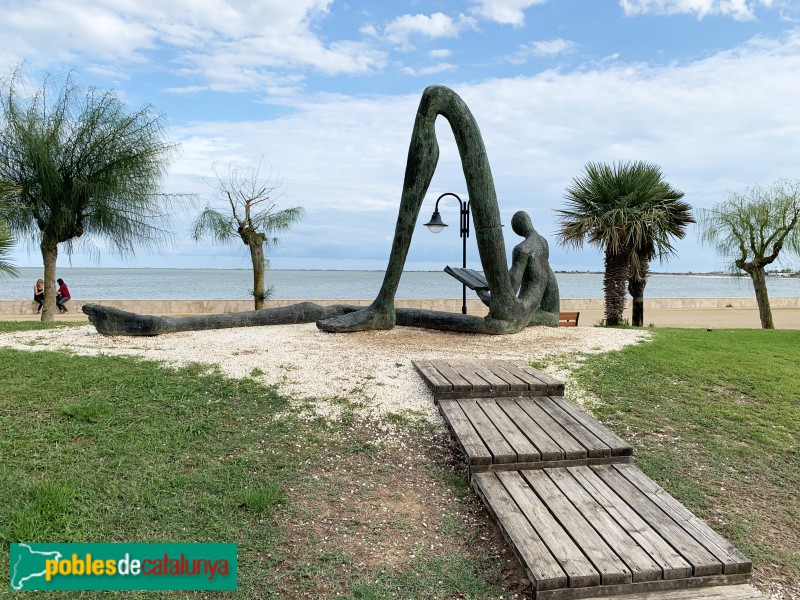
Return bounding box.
[619,0,775,21]
[0,0,386,92]
[470,0,549,26]
[382,12,477,47]
[430,49,454,58]
[507,38,578,63]
[401,63,457,76]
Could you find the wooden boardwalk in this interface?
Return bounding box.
[473,465,751,599]
[439,396,632,472]
[413,359,761,600]
[413,359,565,400]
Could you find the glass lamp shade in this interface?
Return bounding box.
[424,211,448,233]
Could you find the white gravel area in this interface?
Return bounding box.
[0,324,649,422]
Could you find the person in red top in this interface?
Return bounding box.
[56,278,71,313]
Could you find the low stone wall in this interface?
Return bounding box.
[2,296,798,316]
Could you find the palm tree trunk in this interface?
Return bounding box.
[250,243,266,310]
[628,261,649,327]
[748,265,774,329]
[604,248,628,326]
[40,241,58,322]
[628,278,646,327]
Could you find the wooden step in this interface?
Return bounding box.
[413,359,565,400]
[591,583,767,599]
[439,396,632,472]
[471,464,751,600]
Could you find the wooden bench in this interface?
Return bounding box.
[559,311,580,327]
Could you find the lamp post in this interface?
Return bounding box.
[424,192,470,314]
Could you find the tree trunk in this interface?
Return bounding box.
[628,277,646,327]
[748,265,774,329]
[603,249,628,326]
[250,243,266,310]
[628,260,649,327]
[40,242,58,322]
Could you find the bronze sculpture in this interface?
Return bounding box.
[83,85,559,336]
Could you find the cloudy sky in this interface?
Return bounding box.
[3,0,800,272]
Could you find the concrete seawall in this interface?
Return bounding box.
[5,297,800,328]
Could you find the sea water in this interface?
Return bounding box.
[2,268,798,300]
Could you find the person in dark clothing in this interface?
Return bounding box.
[56,278,71,313]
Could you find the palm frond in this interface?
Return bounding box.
[191,207,236,243]
[557,159,692,262]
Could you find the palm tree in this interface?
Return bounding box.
[192,163,304,310]
[626,191,694,325]
[0,71,176,321]
[557,161,691,326]
[0,180,19,278]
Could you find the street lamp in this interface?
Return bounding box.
[424,192,470,314]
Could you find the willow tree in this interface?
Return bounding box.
[699,180,800,329]
[192,163,304,310]
[557,161,690,326]
[0,71,176,321]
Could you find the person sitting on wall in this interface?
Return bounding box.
[56,278,71,313]
[33,279,45,313]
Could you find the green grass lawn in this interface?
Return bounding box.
[571,328,799,593]
[0,322,516,599]
[1,323,797,597]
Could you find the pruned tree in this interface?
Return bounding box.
[557,161,691,326]
[192,162,304,310]
[699,179,800,329]
[0,70,177,321]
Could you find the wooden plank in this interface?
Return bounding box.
[412,359,452,394]
[536,396,612,458]
[496,398,565,461]
[570,465,693,580]
[477,399,541,462]
[592,465,723,577]
[615,465,752,575]
[463,360,511,393]
[549,396,632,457]
[448,362,493,395]
[589,584,767,599]
[472,472,567,591]
[538,575,754,600]
[546,468,662,583]
[427,360,473,394]
[438,399,492,466]
[492,359,550,394]
[496,470,601,588]
[489,456,632,472]
[511,360,566,395]
[482,361,530,393]
[516,398,587,460]
[458,399,517,464]
[521,470,632,586]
